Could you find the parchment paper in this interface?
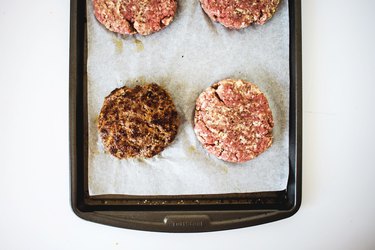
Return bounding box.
[87,0,289,195]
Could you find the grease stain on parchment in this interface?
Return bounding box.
[187,145,196,154]
[134,38,144,52]
[112,37,123,54]
[91,116,100,156]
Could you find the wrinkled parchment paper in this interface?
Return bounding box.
[87,0,289,195]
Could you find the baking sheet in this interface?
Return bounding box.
[87,0,289,195]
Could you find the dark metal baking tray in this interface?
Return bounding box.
[69,0,302,232]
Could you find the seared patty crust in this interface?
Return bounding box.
[93,0,177,35]
[194,79,274,163]
[199,0,280,29]
[98,83,179,159]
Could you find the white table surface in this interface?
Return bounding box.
[1,1,374,249]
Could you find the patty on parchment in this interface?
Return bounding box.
[98,83,179,159]
[93,0,177,35]
[194,79,274,163]
[199,0,280,29]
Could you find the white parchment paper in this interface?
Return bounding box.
[87,0,289,195]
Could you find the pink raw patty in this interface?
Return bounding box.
[93,0,177,35]
[194,79,274,163]
[199,0,280,29]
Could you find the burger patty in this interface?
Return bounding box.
[199,0,280,29]
[98,83,179,159]
[194,79,274,163]
[93,0,177,35]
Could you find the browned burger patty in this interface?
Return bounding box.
[93,0,177,35]
[98,83,179,159]
[199,0,280,29]
[194,79,274,163]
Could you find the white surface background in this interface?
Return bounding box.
[0,0,374,249]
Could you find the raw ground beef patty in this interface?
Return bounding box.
[199,0,280,29]
[98,83,179,159]
[93,0,177,35]
[194,79,274,163]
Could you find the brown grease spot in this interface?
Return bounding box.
[220,165,229,174]
[112,37,123,54]
[93,116,99,125]
[138,76,146,84]
[134,38,144,52]
[188,145,196,154]
[91,146,100,156]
